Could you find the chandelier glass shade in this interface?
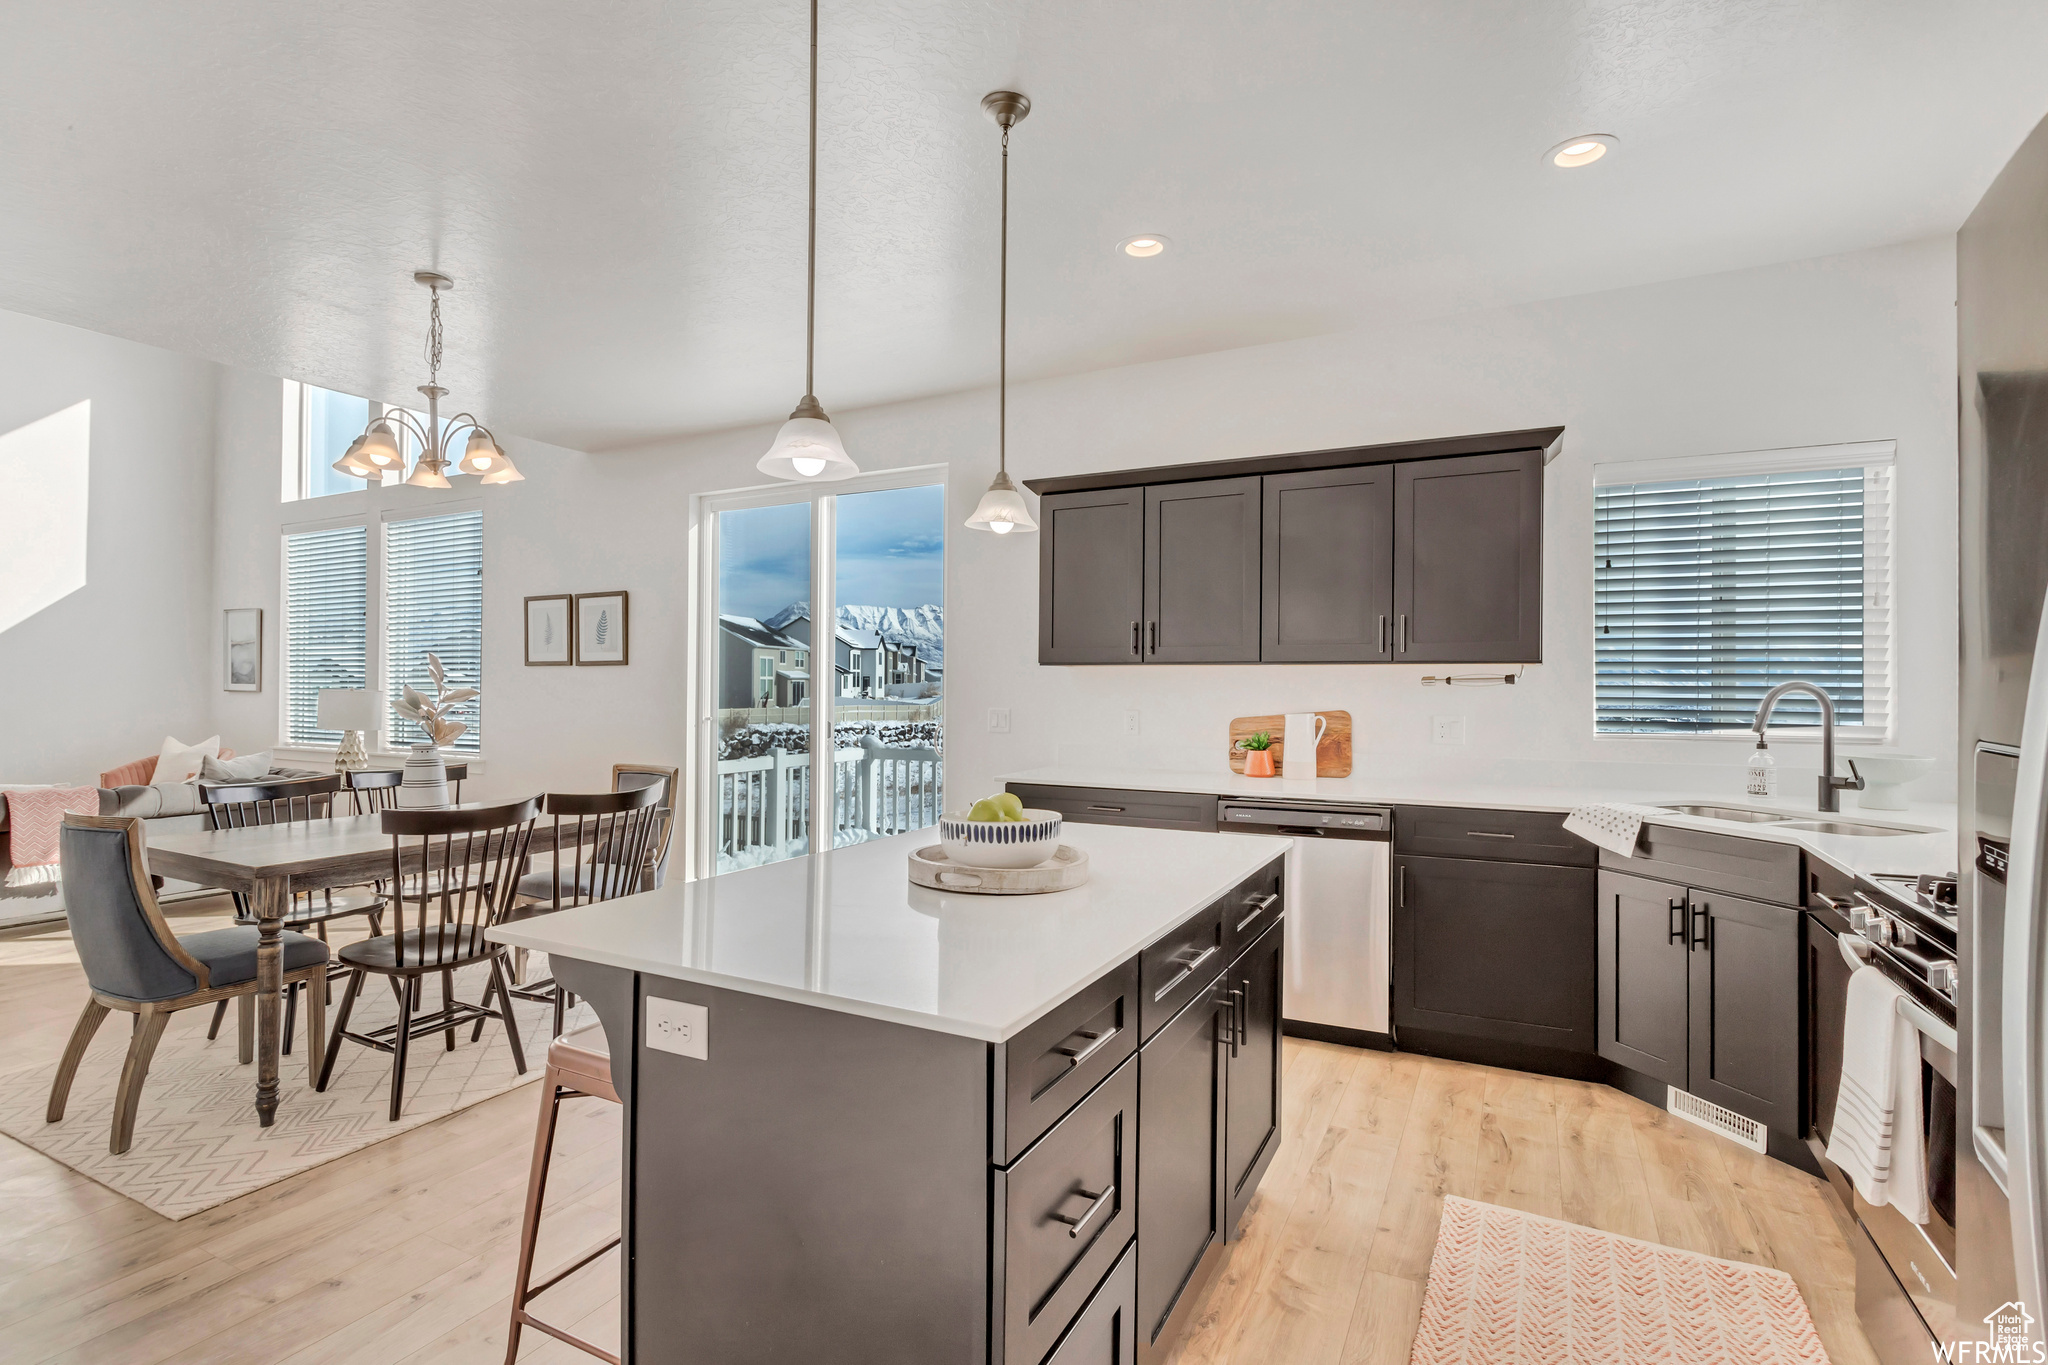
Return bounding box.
[331,273,522,490]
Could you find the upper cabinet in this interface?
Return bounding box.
[1037,487,1146,664]
[1393,450,1543,663]
[1029,427,1557,666]
[1146,477,1262,662]
[1262,465,1394,663]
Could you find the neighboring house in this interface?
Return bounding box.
[879,635,926,687]
[775,608,883,698]
[717,615,811,708]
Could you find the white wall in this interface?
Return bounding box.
[205,235,1960,825]
[0,311,219,784]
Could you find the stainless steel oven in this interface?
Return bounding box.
[1813,873,1960,1362]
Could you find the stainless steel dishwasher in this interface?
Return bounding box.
[1218,799,1392,1048]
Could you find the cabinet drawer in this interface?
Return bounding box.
[994,1054,1138,1365]
[1141,899,1227,1043]
[1221,858,1284,961]
[996,955,1141,1164]
[1007,783,1217,833]
[1043,1243,1136,1365]
[1599,824,1804,907]
[1394,805,1593,866]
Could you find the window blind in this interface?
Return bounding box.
[385,509,484,752]
[1595,466,1891,735]
[284,525,369,744]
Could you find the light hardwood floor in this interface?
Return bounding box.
[0,902,1875,1365]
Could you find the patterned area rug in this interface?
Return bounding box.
[1410,1197,1831,1364]
[0,959,588,1220]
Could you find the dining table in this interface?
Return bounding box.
[144,811,592,1128]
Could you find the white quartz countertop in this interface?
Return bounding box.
[488,824,1292,1043]
[1001,766,1960,883]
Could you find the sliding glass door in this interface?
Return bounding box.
[704,472,944,874]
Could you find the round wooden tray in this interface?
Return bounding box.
[908,844,1090,895]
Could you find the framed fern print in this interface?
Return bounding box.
[525,594,572,666]
[574,590,629,666]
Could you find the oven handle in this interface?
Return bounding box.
[1838,931,1959,1053]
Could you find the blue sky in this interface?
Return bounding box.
[718,484,944,619]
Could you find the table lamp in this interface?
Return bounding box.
[317,689,378,772]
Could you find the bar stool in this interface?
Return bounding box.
[504,1020,621,1365]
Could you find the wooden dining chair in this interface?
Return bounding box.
[197,775,386,1055]
[316,798,540,1120]
[504,782,665,1036]
[47,815,331,1153]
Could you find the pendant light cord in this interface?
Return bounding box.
[805,0,818,402]
[999,120,1009,477]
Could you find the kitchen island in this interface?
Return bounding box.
[489,822,1292,1365]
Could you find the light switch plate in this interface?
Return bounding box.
[987,707,1012,733]
[646,997,707,1060]
[1432,715,1466,746]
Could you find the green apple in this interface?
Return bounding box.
[994,792,1025,821]
[969,798,1004,822]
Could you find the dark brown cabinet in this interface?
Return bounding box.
[1045,1244,1137,1365]
[1223,920,1283,1234]
[1038,488,1145,663]
[1391,852,1597,1057]
[1031,429,1556,667]
[1137,978,1226,1354]
[1393,449,1543,663]
[1144,477,1262,662]
[1595,870,1691,1088]
[1595,869,1803,1134]
[1260,465,1393,662]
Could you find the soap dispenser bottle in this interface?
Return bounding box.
[1745,738,1777,797]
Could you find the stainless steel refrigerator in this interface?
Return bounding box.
[1959,109,2048,1346]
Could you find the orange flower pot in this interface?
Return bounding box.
[1244,749,1276,777]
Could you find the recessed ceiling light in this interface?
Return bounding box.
[1118,235,1168,258]
[1544,134,1616,168]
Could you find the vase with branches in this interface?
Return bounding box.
[389,653,476,808]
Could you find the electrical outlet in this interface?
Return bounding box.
[646,997,707,1060]
[1432,715,1466,746]
[987,707,1012,734]
[1124,710,1141,734]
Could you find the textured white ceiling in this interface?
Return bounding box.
[2,0,2044,450]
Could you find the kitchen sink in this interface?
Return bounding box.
[1657,805,1794,823]
[1776,818,1932,837]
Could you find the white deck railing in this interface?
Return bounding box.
[717,739,942,863]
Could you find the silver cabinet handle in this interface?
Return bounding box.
[1378,614,1389,655]
[1397,864,1406,909]
[1130,622,1141,657]
[1147,621,1157,654]
[1227,987,1244,1057]
[1236,893,1278,932]
[1397,613,1409,653]
[1051,1184,1116,1239]
[1052,1024,1120,1067]
[1153,944,1221,1002]
[1086,804,1126,813]
[1465,831,1515,839]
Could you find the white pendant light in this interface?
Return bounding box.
[966,91,1038,535]
[759,0,858,482]
[335,273,522,490]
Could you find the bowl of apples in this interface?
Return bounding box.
[938,793,1063,869]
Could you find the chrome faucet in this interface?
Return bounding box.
[1751,680,1864,813]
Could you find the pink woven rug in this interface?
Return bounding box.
[1409,1197,1831,1364]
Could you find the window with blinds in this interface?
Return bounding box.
[284,526,369,744]
[385,509,484,752]
[1594,464,1892,735]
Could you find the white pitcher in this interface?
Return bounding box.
[1282,712,1327,778]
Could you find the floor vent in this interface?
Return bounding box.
[1666,1086,1768,1153]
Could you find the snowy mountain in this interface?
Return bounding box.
[766,602,945,670]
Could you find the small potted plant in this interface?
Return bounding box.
[1237,730,1277,778]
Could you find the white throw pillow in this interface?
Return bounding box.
[155,734,221,785]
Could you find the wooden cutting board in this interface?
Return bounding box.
[1228,711,1352,777]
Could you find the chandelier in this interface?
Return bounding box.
[332,272,521,489]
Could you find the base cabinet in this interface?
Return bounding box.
[1136,977,1226,1353]
[1596,869,1802,1133]
[1045,1244,1137,1365]
[1224,920,1284,1234]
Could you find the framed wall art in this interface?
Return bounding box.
[575,591,629,666]
[224,608,262,691]
[525,594,572,666]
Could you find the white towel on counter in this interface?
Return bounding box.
[1825,964,1930,1224]
[1561,803,1662,858]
